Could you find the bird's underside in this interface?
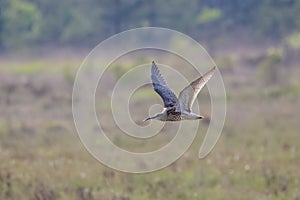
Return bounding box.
[165,107,203,121]
[143,61,216,122]
[165,107,182,121]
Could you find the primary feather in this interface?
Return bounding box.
[151,61,178,108]
[176,66,216,112]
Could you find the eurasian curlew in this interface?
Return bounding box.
[143,61,216,122]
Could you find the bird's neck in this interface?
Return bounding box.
[154,113,167,121]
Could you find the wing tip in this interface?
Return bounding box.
[206,66,216,77]
[152,61,157,68]
[151,60,157,71]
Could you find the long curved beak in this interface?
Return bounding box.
[143,117,151,122]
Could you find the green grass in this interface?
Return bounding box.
[0,54,300,200]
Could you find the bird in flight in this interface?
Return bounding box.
[143,61,216,122]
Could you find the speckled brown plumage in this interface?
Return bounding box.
[166,107,182,121]
[143,61,216,122]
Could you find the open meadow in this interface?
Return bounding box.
[0,44,299,200]
[2,0,300,199]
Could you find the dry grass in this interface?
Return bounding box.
[0,46,300,199]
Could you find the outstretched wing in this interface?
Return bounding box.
[176,66,216,112]
[151,61,178,108]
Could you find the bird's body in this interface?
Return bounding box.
[143,61,216,122]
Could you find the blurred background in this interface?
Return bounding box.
[0,0,300,199]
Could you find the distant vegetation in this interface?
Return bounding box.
[1,0,300,49]
[1,1,300,199]
[0,51,300,199]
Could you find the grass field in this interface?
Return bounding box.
[0,46,300,200]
